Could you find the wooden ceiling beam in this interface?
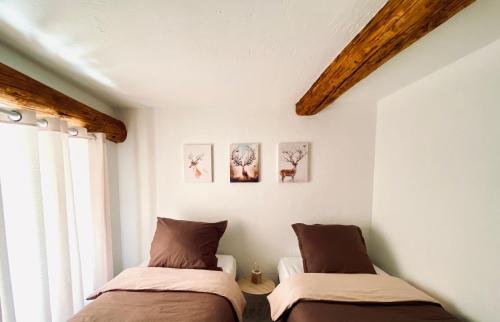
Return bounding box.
[296,0,475,116]
[0,63,127,143]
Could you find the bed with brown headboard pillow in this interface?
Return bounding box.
[69,217,245,322]
[268,223,460,322]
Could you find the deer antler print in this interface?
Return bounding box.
[282,151,295,165]
[231,145,258,181]
[281,148,307,167]
[243,149,256,167]
[293,148,307,165]
[231,148,243,167]
[231,146,256,167]
[280,145,308,182]
[188,153,204,167]
[188,153,204,178]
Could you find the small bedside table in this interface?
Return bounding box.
[238,276,276,322]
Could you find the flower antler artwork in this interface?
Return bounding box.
[230,143,259,182]
[278,143,309,183]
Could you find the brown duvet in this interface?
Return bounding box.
[284,301,460,322]
[268,273,460,322]
[69,290,237,322]
[69,267,245,322]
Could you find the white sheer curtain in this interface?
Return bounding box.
[0,115,113,322]
[88,133,114,288]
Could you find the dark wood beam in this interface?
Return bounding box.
[296,0,475,116]
[0,63,127,143]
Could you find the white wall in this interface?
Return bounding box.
[112,1,500,288]
[117,97,378,279]
[370,37,500,322]
[115,108,157,271]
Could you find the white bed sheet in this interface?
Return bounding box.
[216,254,237,280]
[139,254,237,280]
[278,256,388,282]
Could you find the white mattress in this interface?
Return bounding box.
[216,254,237,280]
[139,254,237,280]
[278,256,388,282]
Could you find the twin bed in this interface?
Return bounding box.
[70,255,242,322]
[70,218,245,322]
[274,257,460,322]
[69,218,459,322]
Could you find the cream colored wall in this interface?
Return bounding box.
[370,37,500,322]
[116,97,378,279]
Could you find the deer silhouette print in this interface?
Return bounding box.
[230,144,258,182]
[188,153,204,178]
[280,146,307,182]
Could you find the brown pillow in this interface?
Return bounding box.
[149,217,227,270]
[292,223,375,274]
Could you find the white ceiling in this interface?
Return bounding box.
[0,0,387,110]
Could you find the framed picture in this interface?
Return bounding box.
[278,142,309,183]
[184,144,212,183]
[229,143,259,182]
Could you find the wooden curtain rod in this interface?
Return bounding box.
[0,63,127,143]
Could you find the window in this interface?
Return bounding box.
[0,114,112,322]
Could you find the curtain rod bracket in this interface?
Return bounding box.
[37,119,48,128]
[68,128,78,136]
[0,107,22,122]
